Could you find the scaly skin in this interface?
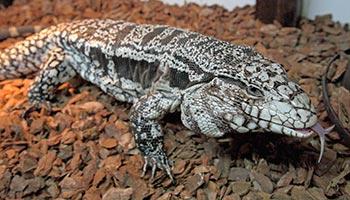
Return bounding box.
[0,19,326,181]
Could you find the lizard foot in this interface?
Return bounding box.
[141,154,174,183]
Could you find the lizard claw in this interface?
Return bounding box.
[21,105,39,119]
[141,154,174,183]
[22,101,52,119]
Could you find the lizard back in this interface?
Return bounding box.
[56,19,281,95]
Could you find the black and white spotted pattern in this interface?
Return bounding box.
[0,19,320,180]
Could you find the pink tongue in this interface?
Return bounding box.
[310,122,334,163]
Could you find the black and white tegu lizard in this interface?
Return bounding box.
[0,19,333,181]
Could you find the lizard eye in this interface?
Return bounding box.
[247,86,263,97]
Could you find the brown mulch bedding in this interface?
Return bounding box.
[1,0,350,199]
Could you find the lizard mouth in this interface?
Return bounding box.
[225,114,333,163]
[252,119,333,163]
[293,122,334,163]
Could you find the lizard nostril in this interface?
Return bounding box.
[289,92,296,99]
[297,113,302,119]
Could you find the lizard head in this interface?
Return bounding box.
[181,50,332,161]
[182,54,320,136]
[182,45,331,162]
[211,74,318,137]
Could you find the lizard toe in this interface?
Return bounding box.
[141,154,174,182]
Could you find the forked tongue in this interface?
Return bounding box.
[310,122,334,163]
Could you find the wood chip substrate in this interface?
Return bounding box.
[0,0,350,199]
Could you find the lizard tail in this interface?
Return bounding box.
[0,25,45,41]
[0,26,54,81]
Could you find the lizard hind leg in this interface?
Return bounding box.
[27,48,76,109]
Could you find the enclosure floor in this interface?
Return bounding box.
[0,0,349,199]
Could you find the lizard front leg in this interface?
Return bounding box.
[129,91,181,182]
